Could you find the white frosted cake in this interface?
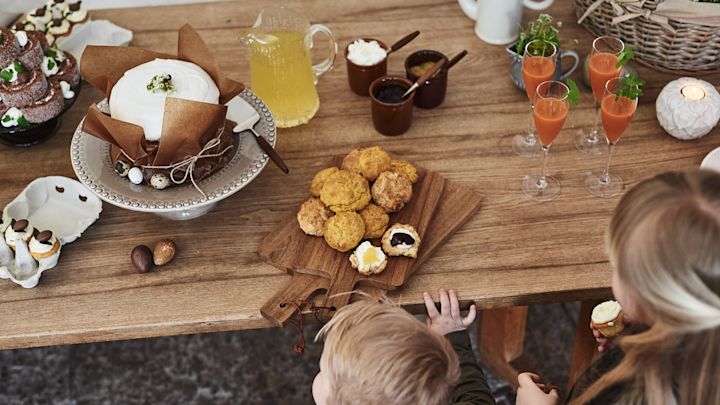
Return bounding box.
[109,58,220,141]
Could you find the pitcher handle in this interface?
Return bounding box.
[309,24,337,81]
[558,50,580,80]
[523,0,554,10]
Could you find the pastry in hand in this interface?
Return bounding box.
[4,219,34,250]
[591,300,625,338]
[358,203,389,239]
[372,171,413,213]
[297,197,334,237]
[390,159,419,183]
[320,169,371,213]
[309,167,339,197]
[382,224,420,258]
[341,147,363,174]
[29,230,60,260]
[358,146,391,181]
[350,241,387,275]
[323,212,365,252]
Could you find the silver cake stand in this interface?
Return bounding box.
[70,89,276,220]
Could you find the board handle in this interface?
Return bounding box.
[260,273,329,327]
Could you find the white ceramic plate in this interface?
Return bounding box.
[71,89,276,220]
[700,146,720,174]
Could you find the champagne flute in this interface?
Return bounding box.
[522,80,570,202]
[575,36,624,154]
[584,77,637,197]
[512,40,557,159]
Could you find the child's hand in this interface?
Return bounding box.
[516,372,559,405]
[423,288,476,336]
[590,321,615,353]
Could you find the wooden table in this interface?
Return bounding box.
[1,1,718,382]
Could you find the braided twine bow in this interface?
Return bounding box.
[121,126,233,200]
[578,0,676,33]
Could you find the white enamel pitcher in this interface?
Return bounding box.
[458,0,555,45]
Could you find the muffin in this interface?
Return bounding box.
[358,203,389,239]
[297,197,334,237]
[390,159,419,183]
[323,212,365,252]
[591,300,625,338]
[309,167,339,197]
[382,224,421,258]
[358,146,391,181]
[341,147,363,173]
[320,170,371,213]
[350,241,388,275]
[4,219,34,250]
[371,171,413,213]
[29,230,60,260]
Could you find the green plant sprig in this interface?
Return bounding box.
[566,79,580,106]
[616,74,645,101]
[516,13,560,55]
[616,46,634,68]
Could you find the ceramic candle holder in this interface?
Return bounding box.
[656,77,720,140]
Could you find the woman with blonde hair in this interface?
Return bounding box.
[517,169,720,405]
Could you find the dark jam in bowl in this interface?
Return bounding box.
[374,84,408,104]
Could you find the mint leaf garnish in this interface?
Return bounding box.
[17,116,30,128]
[13,61,23,73]
[566,79,580,106]
[2,115,10,123]
[0,69,11,81]
[47,49,57,58]
[616,46,634,68]
[47,58,56,70]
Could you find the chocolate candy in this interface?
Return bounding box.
[69,2,81,11]
[131,245,154,273]
[36,230,53,244]
[12,219,28,232]
[153,239,176,266]
[390,232,415,247]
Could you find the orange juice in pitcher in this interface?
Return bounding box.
[242,7,337,128]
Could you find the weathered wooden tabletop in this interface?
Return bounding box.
[0,0,718,350]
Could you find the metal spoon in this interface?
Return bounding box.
[402,59,446,99]
[386,30,420,55]
[227,98,289,174]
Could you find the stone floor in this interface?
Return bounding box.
[0,302,580,404]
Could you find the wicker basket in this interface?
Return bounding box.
[575,0,720,74]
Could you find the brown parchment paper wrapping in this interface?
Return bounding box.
[79,24,245,180]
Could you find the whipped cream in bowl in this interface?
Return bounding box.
[347,38,387,66]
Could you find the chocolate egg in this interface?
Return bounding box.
[131,245,154,273]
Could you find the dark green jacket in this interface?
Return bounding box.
[447,330,496,405]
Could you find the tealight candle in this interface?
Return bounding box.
[656,77,720,140]
[681,84,706,101]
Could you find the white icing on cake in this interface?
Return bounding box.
[59,80,74,98]
[591,300,622,324]
[109,58,220,141]
[29,234,58,255]
[15,31,29,48]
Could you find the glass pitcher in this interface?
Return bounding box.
[241,6,337,128]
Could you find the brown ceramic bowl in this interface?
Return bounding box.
[346,38,388,96]
[404,50,449,109]
[369,76,414,136]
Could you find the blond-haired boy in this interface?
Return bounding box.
[313,289,495,405]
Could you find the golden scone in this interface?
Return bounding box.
[320,170,371,213]
[358,203,389,239]
[371,171,413,213]
[390,159,419,183]
[341,147,364,173]
[323,212,365,252]
[310,167,339,197]
[358,146,392,181]
[297,198,334,236]
[381,224,421,258]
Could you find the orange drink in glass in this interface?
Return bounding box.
[512,40,557,159]
[575,36,624,154]
[522,81,570,202]
[584,77,638,198]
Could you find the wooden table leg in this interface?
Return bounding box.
[476,306,534,389]
[567,300,602,390]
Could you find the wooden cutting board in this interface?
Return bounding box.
[260,177,482,326]
[259,166,444,290]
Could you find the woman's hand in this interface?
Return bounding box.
[423,288,476,336]
[516,372,559,405]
